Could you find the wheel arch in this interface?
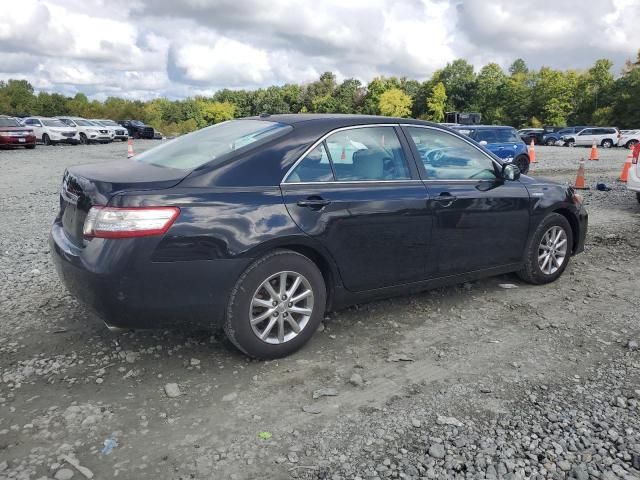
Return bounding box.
[552,207,579,254]
[245,238,342,311]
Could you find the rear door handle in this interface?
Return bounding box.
[297,198,331,209]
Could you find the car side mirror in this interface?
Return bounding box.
[479,140,488,146]
[503,164,521,181]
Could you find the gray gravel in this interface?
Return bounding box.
[0,140,639,479]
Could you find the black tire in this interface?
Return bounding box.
[517,213,573,285]
[625,140,638,149]
[601,139,613,148]
[515,155,529,174]
[224,250,327,359]
[636,192,640,204]
[79,133,88,145]
[42,134,51,146]
[565,139,575,147]
[545,138,557,146]
[25,144,36,149]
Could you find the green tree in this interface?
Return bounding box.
[378,88,412,117]
[432,59,476,111]
[0,79,35,115]
[471,63,507,124]
[197,100,236,126]
[425,82,447,122]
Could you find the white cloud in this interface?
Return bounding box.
[0,0,638,100]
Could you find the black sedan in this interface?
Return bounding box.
[50,115,588,359]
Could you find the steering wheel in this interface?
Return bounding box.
[426,149,445,164]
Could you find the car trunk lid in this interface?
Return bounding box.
[59,160,189,246]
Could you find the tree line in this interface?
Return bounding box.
[1,53,639,136]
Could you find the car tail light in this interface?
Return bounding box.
[83,206,180,239]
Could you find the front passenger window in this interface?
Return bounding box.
[406,127,497,180]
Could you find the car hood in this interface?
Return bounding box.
[49,127,77,132]
[0,126,33,133]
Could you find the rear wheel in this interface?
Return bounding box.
[601,139,613,148]
[545,138,557,146]
[42,134,51,146]
[636,192,640,204]
[518,213,573,285]
[224,250,326,359]
[515,155,529,174]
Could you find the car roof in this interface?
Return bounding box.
[451,125,514,130]
[248,113,440,129]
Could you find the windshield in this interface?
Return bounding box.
[134,119,292,169]
[75,120,94,126]
[59,119,76,127]
[474,128,521,143]
[43,119,68,127]
[131,120,144,126]
[0,118,20,127]
[97,120,119,126]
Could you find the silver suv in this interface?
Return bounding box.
[563,127,619,148]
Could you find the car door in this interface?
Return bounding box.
[24,119,43,140]
[576,128,595,146]
[402,125,531,277]
[280,125,435,292]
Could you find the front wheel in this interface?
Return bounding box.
[636,192,640,204]
[224,250,326,359]
[518,213,573,285]
[515,155,529,174]
[79,133,88,145]
[42,134,51,146]
[545,138,557,146]
[565,139,575,147]
[626,140,638,149]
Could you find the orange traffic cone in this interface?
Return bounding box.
[589,141,599,161]
[619,151,632,182]
[127,138,134,158]
[574,158,589,189]
[528,139,537,164]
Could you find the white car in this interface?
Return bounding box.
[22,117,80,146]
[57,117,112,144]
[563,127,619,148]
[617,129,640,149]
[90,119,129,141]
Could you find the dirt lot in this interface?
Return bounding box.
[1,142,639,480]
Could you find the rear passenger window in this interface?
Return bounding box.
[325,127,410,181]
[285,143,334,183]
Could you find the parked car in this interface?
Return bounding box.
[117,120,155,139]
[517,128,544,145]
[627,145,640,204]
[22,116,79,145]
[563,127,619,148]
[542,126,592,146]
[91,119,129,141]
[50,114,587,359]
[57,117,111,144]
[0,116,36,149]
[451,125,530,173]
[617,129,640,149]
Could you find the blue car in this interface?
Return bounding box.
[451,125,530,174]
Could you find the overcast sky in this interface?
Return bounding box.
[1,0,638,100]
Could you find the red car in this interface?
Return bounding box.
[0,116,36,149]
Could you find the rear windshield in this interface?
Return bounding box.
[134,120,293,169]
[474,128,521,143]
[0,118,19,127]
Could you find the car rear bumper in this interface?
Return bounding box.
[0,136,36,147]
[49,222,249,330]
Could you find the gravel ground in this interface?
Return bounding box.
[0,141,639,480]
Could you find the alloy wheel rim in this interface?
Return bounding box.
[250,271,314,345]
[538,226,568,275]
